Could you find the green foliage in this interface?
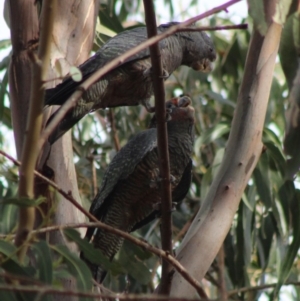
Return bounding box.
[1,0,300,300]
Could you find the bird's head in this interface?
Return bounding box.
[180,29,216,72]
[149,96,195,130]
[166,96,195,123]
[158,22,216,72]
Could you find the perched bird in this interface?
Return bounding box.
[45,22,215,143]
[81,96,195,283]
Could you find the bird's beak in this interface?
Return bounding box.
[178,96,191,108]
[192,58,214,72]
[168,96,191,108]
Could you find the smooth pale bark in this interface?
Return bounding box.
[42,0,98,246]
[40,3,98,300]
[8,0,39,159]
[9,0,98,299]
[42,0,98,301]
[169,22,283,298]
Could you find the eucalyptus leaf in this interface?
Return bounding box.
[33,241,53,285]
[52,245,92,301]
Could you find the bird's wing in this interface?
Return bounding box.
[130,159,193,232]
[84,129,157,241]
[90,129,157,216]
[45,26,168,106]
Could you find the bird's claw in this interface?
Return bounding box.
[143,68,169,79]
[160,69,169,79]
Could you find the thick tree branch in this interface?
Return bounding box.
[15,0,57,262]
[38,0,241,150]
[169,16,283,300]
[143,0,173,296]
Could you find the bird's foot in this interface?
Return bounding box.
[143,67,169,79]
[144,104,172,120]
[160,69,169,79]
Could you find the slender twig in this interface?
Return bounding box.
[1,281,300,300]
[143,0,174,296]
[15,0,57,262]
[0,284,214,301]
[0,150,206,297]
[176,24,248,32]
[108,109,120,151]
[173,211,197,244]
[227,281,300,297]
[91,156,98,196]
[38,0,241,150]
[204,272,220,289]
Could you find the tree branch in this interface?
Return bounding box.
[227,281,300,297]
[0,283,214,301]
[0,150,206,297]
[15,0,57,262]
[143,0,174,296]
[38,0,241,150]
[169,16,283,300]
[176,24,248,32]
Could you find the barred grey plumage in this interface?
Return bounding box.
[81,96,195,283]
[45,22,215,143]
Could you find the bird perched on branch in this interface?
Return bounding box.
[45,22,215,144]
[81,96,195,283]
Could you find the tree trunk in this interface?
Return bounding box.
[169,15,282,300]
[8,1,99,300]
[8,0,39,159]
